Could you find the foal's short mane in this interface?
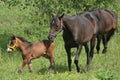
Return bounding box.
[17,37,32,44]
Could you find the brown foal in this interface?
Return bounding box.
[7,35,55,73]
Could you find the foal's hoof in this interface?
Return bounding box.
[18,70,22,73]
[102,49,107,54]
[48,68,55,73]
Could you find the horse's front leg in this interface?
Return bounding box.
[18,58,28,73]
[85,36,96,71]
[90,36,96,59]
[65,45,72,71]
[84,43,90,70]
[74,45,82,73]
[84,42,93,71]
[86,36,96,70]
[96,35,102,53]
[102,35,107,53]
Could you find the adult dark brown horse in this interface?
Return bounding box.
[48,12,97,72]
[90,8,117,53]
[7,35,55,73]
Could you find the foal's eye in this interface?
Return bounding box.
[10,40,15,45]
[10,42,14,45]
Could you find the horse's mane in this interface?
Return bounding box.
[76,12,85,16]
[17,36,32,44]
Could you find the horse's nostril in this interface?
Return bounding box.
[48,36,51,40]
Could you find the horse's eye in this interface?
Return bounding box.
[55,27,58,31]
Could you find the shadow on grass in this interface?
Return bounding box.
[38,64,68,74]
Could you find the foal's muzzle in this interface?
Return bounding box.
[7,47,13,53]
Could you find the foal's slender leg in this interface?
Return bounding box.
[65,45,72,71]
[96,35,102,53]
[18,58,28,73]
[102,35,107,53]
[28,60,33,72]
[48,56,55,72]
[74,45,82,73]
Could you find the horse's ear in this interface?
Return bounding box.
[11,34,16,40]
[59,13,64,19]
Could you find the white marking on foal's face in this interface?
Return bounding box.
[7,41,13,53]
[7,48,13,52]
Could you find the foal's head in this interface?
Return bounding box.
[7,35,19,52]
[48,14,64,41]
[7,35,31,52]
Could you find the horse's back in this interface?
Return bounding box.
[103,8,117,29]
[31,40,54,56]
[91,8,117,33]
[63,12,97,43]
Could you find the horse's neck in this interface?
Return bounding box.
[63,16,77,34]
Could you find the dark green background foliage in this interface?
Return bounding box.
[0,0,120,80]
[1,0,120,25]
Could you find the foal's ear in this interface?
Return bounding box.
[10,34,16,40]
[59,13,64,20]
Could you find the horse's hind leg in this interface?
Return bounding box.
[106,29,115,42]
[102,35,107,53]
[74,45,82,73]
[65,45,72,71]
[102,29,115,53]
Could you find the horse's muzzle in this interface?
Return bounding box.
[48,34,56,42]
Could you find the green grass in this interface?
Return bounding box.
[0,34,120,80]
[0,3,120,80]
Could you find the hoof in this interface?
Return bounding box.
[78,68,85,73]
[87,66,91,71]
[29,70,33,73]
[80,69,85,73]
[18,70,22,73]
[102,49,107,54]
[48,68,56,74]
[97,51,99,54]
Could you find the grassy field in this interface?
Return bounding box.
[0,3,120,80]
[0,34,120,80]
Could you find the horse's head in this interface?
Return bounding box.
[7,35,19,53]
[48,13,64,41]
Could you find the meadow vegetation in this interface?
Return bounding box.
[0,0,120,80]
